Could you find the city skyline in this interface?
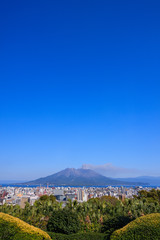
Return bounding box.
[0,0,160,180]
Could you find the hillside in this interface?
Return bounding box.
[116,176,160,186]
[24,168,145,186]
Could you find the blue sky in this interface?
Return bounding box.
[0,0,160,180]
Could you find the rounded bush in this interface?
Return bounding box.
[111,213,160,240]
[0,212,51,240]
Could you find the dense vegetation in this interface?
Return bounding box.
[47,209,80,234]
[48,232,109,240]
[1,189,160,239]
[0,212,51,240]
[111,213,160,240]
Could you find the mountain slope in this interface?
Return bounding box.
[116,176,160,186]
[24,168,147,186]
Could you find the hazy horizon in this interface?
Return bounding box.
[1,166,160,182]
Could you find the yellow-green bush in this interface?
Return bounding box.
[111,213,160,240]
[0,212,51,240]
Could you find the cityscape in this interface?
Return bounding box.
[0,185,158,207]
[1,0,160,239]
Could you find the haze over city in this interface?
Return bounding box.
[0,0,160,181]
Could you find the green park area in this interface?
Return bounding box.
[1,189,160,239]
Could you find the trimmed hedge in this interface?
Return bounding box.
[111,213,160,240]
[48,232,109,240]
[0,212,51,240]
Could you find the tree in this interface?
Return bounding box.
[47,209,81,234]
[101,215,133,236]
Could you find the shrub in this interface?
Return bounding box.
[101,215,133,236]
[111,213,160,240]
[48,232,109,240]
[47,209,80,234]
[0,212,51,240]
[100,196,120,206]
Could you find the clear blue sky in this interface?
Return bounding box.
[0,0,160,180]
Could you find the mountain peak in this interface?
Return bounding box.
[55,168,101,178]
[24,167,144,186]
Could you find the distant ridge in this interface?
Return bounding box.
[116,176,160,186]
[23,168,147,186]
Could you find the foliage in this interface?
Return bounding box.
[99,196,120,206]
[101,215,134,236]
[0,212,51,240]
[135,189,160,203]
[1,190,160,236]
[39,195,56,203]
[0,195,63,230]
[47,209,81,234]
[48,232,109,240]
[111,213,160,240]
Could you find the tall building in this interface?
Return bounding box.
[77,189,88,202]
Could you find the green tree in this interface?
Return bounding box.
[101,215,133,236]
[47,209,81,234]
